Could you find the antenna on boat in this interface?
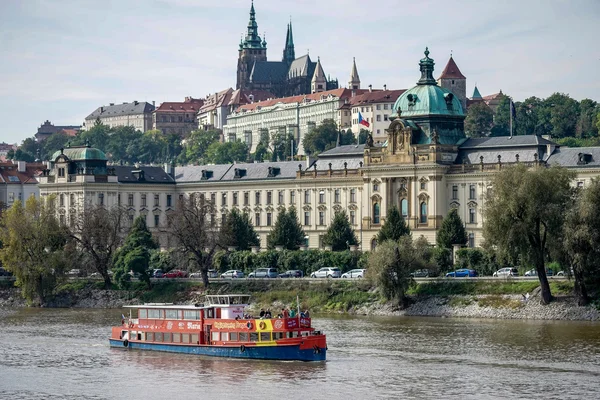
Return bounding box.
[297,295,301,319]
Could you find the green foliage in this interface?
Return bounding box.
[266,207,305,250]
[220,209,259,250]
[41,133,71,160]
[113,216,157,289]
[465,102,494,138]
[204,140,248,164]
[490,95,511,136]
[436,209,467,249]
[376,205,410,242]
[483,164,575,304]
[301,119,354,155]
[322,210,358,251]
[179,129,221,164]
[149,249,175,273]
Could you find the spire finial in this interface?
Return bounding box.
[450,49,453,57]
[424,47,430,58]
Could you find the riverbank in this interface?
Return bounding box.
[0,279,598,321]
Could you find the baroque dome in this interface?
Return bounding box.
[51,145,107,162]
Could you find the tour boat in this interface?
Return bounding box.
[109,294,327,361]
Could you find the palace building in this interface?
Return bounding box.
[38,50,600,251]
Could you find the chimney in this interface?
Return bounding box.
[134,100,139,105]
[163,162,174,178]
[109,103,114,106]
[100,107,104,112]
[351,90,356,98]
[383,84,387,91]
[306,155,316,169]
[368,85,372,92]
[152,100,155,106]
[17,160,26,172]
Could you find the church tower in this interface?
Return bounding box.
[236,1,268,90]
[348,57,360,89]
[437,55,467,111]
[282,21,295,64]
[311,57,326,93]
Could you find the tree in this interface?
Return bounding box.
[376,205,410,242]
[41,133,71,161]
[0,197,69,305]
[204,140,248,164]
[180,129,221,164]
[165,195,220,286]
[105,126,143,163]
[490,94,511,136]
[71,124,110,151]
[113,216,157,289]
[546,92,579,138]
[576,99,599,138]
[562,179,600,306]
[483,164,575,304]
[220,208,260,251]
[464,102,494,138]
[322,210,358,251]
[267,207,305,250]
[436,209,467,250]
[68,205,127,289]
[302,119,354,155]
[367,237,429,308]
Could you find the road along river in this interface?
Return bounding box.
[0,307,599,399]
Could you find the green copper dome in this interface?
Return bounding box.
[51,146,107,161]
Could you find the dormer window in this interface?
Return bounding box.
[201,170,213,180]
[444,93,454,110]
[267,167,280,177]
[234,168,247,179]
[578,153,593,165]
[407,94,418,107]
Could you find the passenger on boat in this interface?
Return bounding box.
[282,308,289,318]
[304,310,310,318]
[265,309,272,318]
[289,309,296,318]
[259,309,265,318]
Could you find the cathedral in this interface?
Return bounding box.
[235,1,338,97]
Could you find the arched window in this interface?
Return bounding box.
[373,202,380,224]
[420,202,427,223]
[401,199,408,218]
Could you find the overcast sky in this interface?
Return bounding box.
[1,0,599,144]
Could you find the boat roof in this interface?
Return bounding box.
[124,294,251,309]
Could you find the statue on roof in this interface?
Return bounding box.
[366,133,374,148]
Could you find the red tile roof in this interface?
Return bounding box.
[155,97,204,113]
[482,92,503,101]
[238,88,371,112]
[347,90,406,105]
[438,56,466,80]
[0,162,44,184]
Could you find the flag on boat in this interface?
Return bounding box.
[358,112,370,128]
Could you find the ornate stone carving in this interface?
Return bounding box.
[449,201,460,210]
[348,204,358,211]
[333,204,342,212]
[317,205,327,211]
[302,204,312,211]
[467,201,478,208]
[418,192,430,201]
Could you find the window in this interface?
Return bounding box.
[350,189,356,203]
[384,104,389,110]
[468,233,475,248]
[255,191,261,205]
[244,192,249,206]
[469,208,476,224]
[230,332,239,341]
[128,194,134,206]
[401,199,408,218]
[222,192,227,206]
[166,195,172,207]
[420,181,426,190]
[267,212,272,226]
[232,192,238,206]
[373,203,380,224]
[183,310,200,320]
[304,190,311,204]
[255,213,260,226]
[267,191,272,205]
[141,194,147,207]
[290,190,295,204]
[469,184,476,200]
[376,104,381,110]
[373,183,379,192]
[60,214,66,225]
[276,191,284,205]
[211,193,216,204]
[420,202,427,223]
[384,114,389,121]
[334,189,340,203]
[319,211,325,226]
[128,214,134,224]
[98,193,104,206]
[376,115,381,122]
[304,211,310,226]
[319,190,325,203]
[70,194,75,205]
[222,213,227,224]
[60,194,65,207]
[58,168,65,177]
[452,185,458,200]
[350,210,356,225]
[577,181,584,188]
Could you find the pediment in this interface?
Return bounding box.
[449,201,460,210]
[467,201,478,208]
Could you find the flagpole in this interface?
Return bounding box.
[509,98,513,138]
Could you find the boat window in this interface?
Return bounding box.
[137,333,142,341]
[287,332,293,338]
[191,334,199,344]
[212,332,220,341]
[183,310,200,320]
[205,309,214,318]
[173,333,181,343]
[250,333,259,342]
[138,309,148,319]
[164,333,172,343]
[182,333,190,343]
[273,332,284,340]
[155,332,164,342]
[146,332,154,341]
[148,309,160,319]
[260,332,271,342]
[165,309,179,319]
[239,332,249,342]
[221,332,228,341]
[230,332,239,341]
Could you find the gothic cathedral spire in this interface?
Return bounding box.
[311,57,326,93]
[348,57,360,89]
[282,20,295,64]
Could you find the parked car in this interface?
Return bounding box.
[279,270,304,278]
[190,270,219,279]
[445,269,478,277]
[248,268,278,278]
[410,269,432,278]
[493,267,519,277]
[525,269,554,277]
[341,269,366,279]
[310,267,341,278]
[67,269,84,277]
[164,270,187,278]
[221,270,244,279]
[152,269,164,278]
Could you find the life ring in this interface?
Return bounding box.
[123,339,129,347]
[240,345,246,353]
[259,321,266,330]
[246,322,252,329]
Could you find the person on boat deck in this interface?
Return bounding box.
[289,309,296,318]
[259,309,265,318]
[282,308,289,318]
[265,309,272,318]
[304,310,310,318]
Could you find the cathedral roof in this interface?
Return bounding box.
[249,61,289,83]
[438,56,466,80]
[288,55,315,79]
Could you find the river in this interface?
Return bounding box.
[0,308,599,399]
